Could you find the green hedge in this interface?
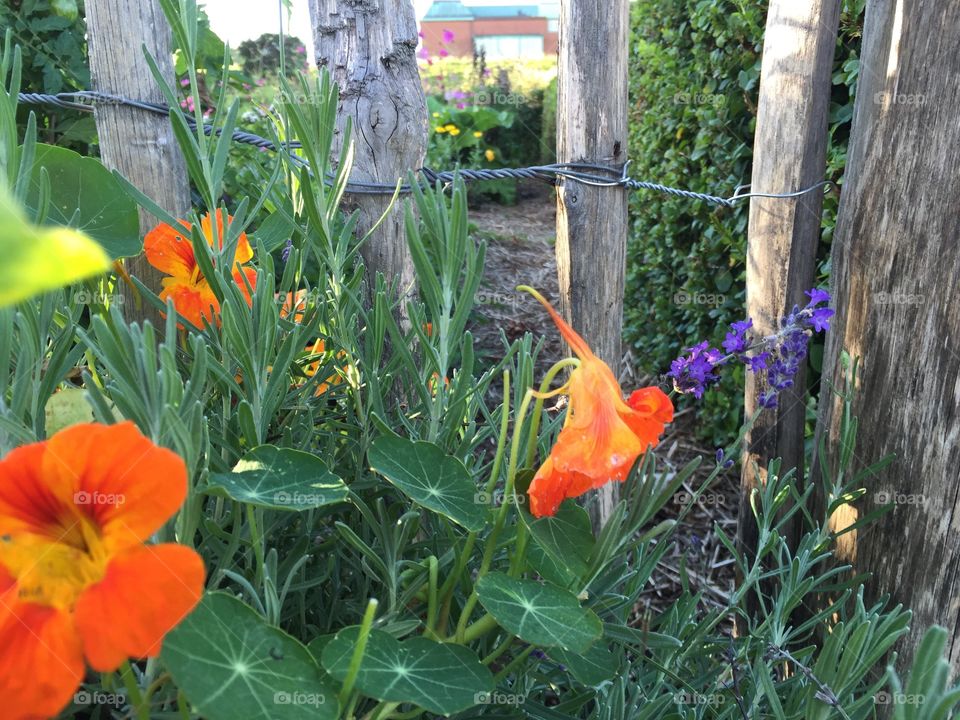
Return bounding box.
[625,0,864,444]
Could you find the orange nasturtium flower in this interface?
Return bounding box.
[0,422,205,718]
[524,288,674,517]
[303,339,348,396]
[144,209,258,329]
[278,291,348,397]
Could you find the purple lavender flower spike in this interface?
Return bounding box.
[805,288,830,306]
[758,391,778,409]
[807,306,835,332]
[668,341,725,398]
[665,286,832,410]
[722,318,753,354]
[745,352,770,373]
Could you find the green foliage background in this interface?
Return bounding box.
[0,0,94,148]
[625,0,865,443]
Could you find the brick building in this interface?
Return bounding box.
[420,1,559,59]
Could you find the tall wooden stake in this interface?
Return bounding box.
[310,0,427,302]
[86,0,191,328]
[556,0,630,530]
[737,0,840,578]
[813,1,960,671]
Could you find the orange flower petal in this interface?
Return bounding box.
[201,209,253,265]
[40,423,188,552]
[159,278,220,329]
[0,442,63,539]
[0,589,85,719]
[143,219,195,279]
[75,543,204,671]
[623,387,674,450]
[280,289,308,322]
[233,266,258,307]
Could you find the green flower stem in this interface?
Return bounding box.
[482,634,517,665]
[245,503,266,590]
[425,556,439,635]
[387,708,426,720]
[141,672,171,711]
[493,644,536,684]
[461,613,499,643]
[509,357,577,579]
[454,387,534,641]
[524,357,579,469]
[118,660,148,720]
[437,372,510,616]
[177,689,191,720]
[362,701,400,720]
[454,355,577,640]
[339,598,379,708]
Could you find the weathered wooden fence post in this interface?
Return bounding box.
[737,0,840,576]
[556,0,630,530]
[309,0,427,302]
[86,0,192,328]
[812,2,960,672]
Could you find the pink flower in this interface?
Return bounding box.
[295,45,306,53]
[256,78,266,86]
[442,29,455,43]
[456,102,466,109]
[418,47,430,59]
[439,48,449,57]
[418,30,425,39]
[179,77,190,87]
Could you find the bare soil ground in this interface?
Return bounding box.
[467,182,738,623]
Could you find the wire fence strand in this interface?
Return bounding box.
[18,90,836,206]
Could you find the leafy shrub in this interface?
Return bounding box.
[236,32,309,79]
[625,0,864,445]
[0,0,93,148]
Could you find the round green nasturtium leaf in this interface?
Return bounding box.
[205,445,348,510]
[0,186,110,307]
[526,501,595,584]
[368,436,487,532]
[26,143,141,259]
[44,388,94,434]
[162,592,339,720]
[475,573,602,653]
[551,642,621,686]
[322,627,493,716]
[525,542,578,588]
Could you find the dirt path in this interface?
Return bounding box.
[467,183,563,369]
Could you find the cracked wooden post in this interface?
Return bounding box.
[86,0,192,329]
[812,2,960,672]
[556,0,630,530]
[736,0,840,595]
[309,0,428,303]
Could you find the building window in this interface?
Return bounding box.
[474,35,544,59]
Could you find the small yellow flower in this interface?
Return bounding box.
[473,131,483,138]
[485,149,495,162]
[444,124,457,132]
[449,127,461,136]
[432,112,440,118]
[435,126,447,133]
